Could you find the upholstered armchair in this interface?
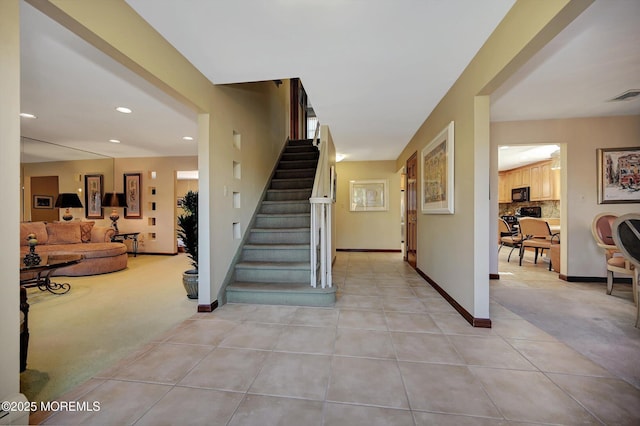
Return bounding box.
[591,212,636,303]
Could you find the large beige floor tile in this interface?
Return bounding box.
[328,356,409,408]
[334,328,395,359]
[509,339,614,377]
[135,386,243,426]
[385,311,442,333]
[399,362,501,418]
[244,304,299,324]
[179,347,268,391]
[429,312,495,336]
[421,296,458,313]
[413,412,514,425]
[43,380,170,425]
[108,343,211,384]
[471,367,599,424]
[218,322,283,350]
[383,297,428,313]
[338,309,388,330]
[336,294,383,309]
[324,402,414,426]
[548,373,640,425]
[377,286,415,298]
[228,394,323,426]
[274,325,336,355]
[491,318,558,341]
[203,303,257,321]
[164,318,238,346]
[288,307,339,327]
[392,332,463,364]
[341,282,382,296]
[249,352,331,400]
[411,285,441,298]
[448,335,536,370]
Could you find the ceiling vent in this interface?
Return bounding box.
[610,89,640,102]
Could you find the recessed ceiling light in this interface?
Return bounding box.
[20,113,37,119]
[109,139,121,144]
[115,106,132,114]
[182,136,194,141]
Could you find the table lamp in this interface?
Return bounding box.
[55,193,84,221]
[101,192,127,233]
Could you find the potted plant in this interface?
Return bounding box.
[177,190,198,299]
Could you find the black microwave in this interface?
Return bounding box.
[511,186,530,202]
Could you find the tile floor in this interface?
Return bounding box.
[36,252,640,425]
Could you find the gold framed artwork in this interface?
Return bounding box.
[84,174,104,219]
[349,179,388,212]
[124,173,142,218]
[597,147,640,204]
[421,121,454,214]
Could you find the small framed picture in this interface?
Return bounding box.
[124,173,142,218]
[33,195,53,209]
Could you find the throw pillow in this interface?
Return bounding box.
[20,222,48,246]
[46,222,82,245]
[79,221,95,243]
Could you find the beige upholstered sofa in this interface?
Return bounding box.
[20,221,128,276]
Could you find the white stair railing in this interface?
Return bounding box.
[310,125,332,289]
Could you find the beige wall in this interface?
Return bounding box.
[491,115,640,278]
[395,0,592,319]
[335,161,402,250]
[0,0,26,409]
[209,82,290,302]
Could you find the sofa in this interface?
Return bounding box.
[20,221,128,276]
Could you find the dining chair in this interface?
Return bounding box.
[518,217,554,270]
[591,212,636,303]
[498,218,522,262]
[611,213,640,327]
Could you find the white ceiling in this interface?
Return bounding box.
[19,0,640,165]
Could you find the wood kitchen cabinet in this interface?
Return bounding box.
[498,172,509,203]
[499,159,559,202]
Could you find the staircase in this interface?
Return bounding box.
[225,139,336,307]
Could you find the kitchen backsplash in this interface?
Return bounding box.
[499,200,560,218]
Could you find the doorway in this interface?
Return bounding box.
[406,152,418,268]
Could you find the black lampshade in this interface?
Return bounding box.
[101,192,127,208]
[55,193,83,208]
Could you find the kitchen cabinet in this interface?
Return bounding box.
[530,161,553,200]
[499,160,559,202]
[498,172,509,203]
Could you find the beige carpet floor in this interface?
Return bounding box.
[20,254,198,403]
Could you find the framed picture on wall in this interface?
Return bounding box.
[124,173,142,218]
[349,179,388,211]
[421,121,454,214]
[597,147,640,204]
[84,174,104,219]
[33,195,53,209]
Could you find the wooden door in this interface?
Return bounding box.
[30,176,59,222]
[406,152,418,268]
